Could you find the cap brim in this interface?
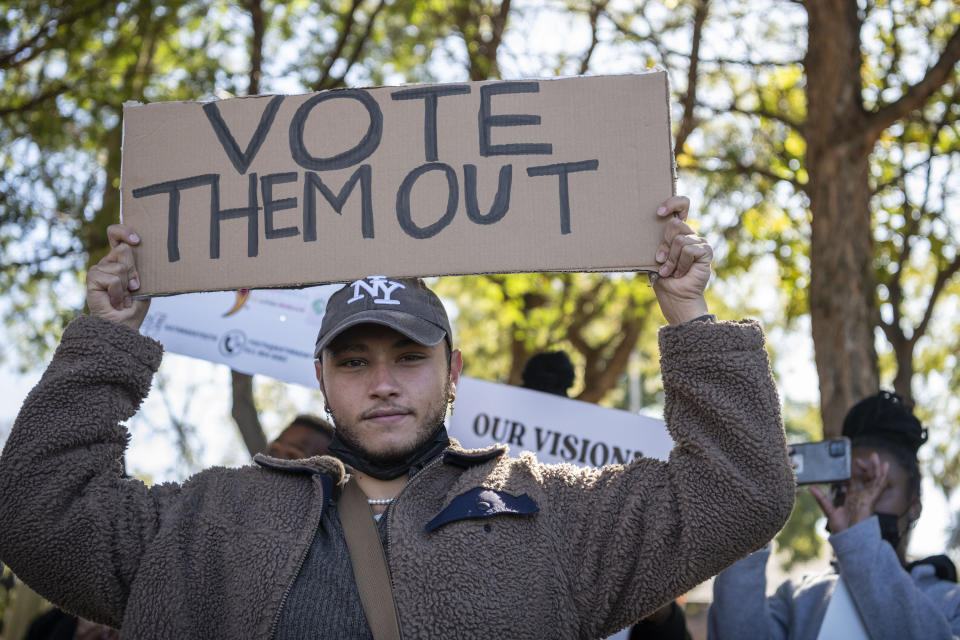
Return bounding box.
[314,310,447,358]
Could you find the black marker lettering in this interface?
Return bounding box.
[261,172,299,239]
[132,174,218,263]
[561,434,578,461]
[303,166,374,240]
[396,163,458,239]
[391,85,471,161]
[526,159,599,235]
[478,82,553,157]
[289,90,382,171]
[210,173,260,259]
[202,96,284,175]
[464,164,512,225]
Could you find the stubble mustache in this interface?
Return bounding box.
[359,403,415,421]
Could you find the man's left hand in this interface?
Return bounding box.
[652,196,712,324]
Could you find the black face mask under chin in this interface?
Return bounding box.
[876,508,912,550]
[328,425,450,481]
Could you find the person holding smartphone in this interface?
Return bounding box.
[708,391,960,640]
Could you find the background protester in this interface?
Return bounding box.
[266,414,335,460]
[521,350,576,397]
[708,391,960,639]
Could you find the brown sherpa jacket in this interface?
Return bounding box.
[0,315,794,640]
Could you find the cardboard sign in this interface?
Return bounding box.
[121,72,675,296]
[450,377,672,464]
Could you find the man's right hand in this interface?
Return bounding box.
[86,224,150,331]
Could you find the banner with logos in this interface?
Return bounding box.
[140,285,339,387]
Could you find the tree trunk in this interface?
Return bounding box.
[804,0,880,437]
[890,335,915,405]
[231,371,267,456]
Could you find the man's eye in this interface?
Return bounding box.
[339,359,365,367]
[399,353,426,362]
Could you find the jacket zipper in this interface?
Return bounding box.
[267,475,327,639]
[383,454,447,607]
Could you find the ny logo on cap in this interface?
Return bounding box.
[347,276,405,305]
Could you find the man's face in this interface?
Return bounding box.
[316,323,462,463]
[267,422,332,460]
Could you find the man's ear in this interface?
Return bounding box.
[449,349,463,395]
[315,360,325,396]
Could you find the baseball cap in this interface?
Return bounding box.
[314,276,452,358]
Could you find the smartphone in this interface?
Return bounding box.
[789,438,851,485]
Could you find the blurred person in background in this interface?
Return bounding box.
[267,414,334,460]
[709,391,960,639]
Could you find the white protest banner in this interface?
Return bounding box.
[140,286,338,387]
[449,377,673,464]
[121,72,675,296]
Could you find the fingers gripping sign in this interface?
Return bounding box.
[86,224,151,331]
[651,196,712,324]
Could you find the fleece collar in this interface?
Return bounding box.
[254,453,347,484]
[441,442,507,468]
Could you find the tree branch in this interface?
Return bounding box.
[311,0,364,91]
[913,253,960,343]
[866,25,960,140]
[674,0,709,158]
[688,155,804,191]
[0,83,72,116]
[0,0,115,70]
[578,0,608,75]
[699,55,803,68]
[246,0,265,95]
[577,316,645,404]
[720,99,805,132]
[330,0,387,88]
[1,247,79,272]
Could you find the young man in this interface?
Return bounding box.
[0,197,795,639]
[708,391,960,639]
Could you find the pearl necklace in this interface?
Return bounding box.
[367,497,394,505]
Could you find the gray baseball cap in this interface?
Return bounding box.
[314,276,452,358]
